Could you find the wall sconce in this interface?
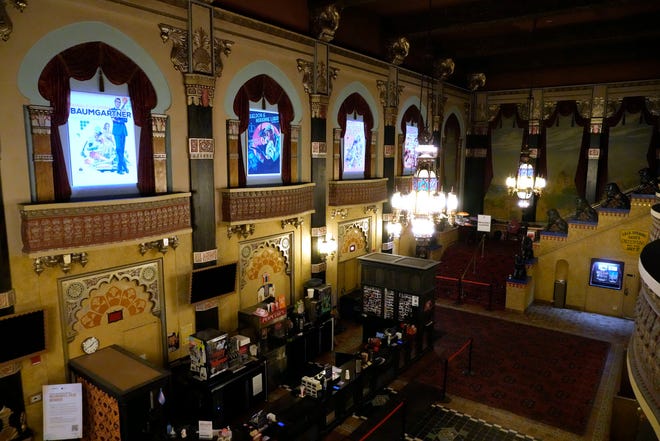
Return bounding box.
[33,252,89,275]
[227,224,255,239]
[364,205,378,215]
[139,236,179,255]
[281,217,304,229]
[318,235,337,261]
[330,208,349,219]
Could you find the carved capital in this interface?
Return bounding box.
[434,58,455,80]
[184,73,216,106]
[384,106,398,127]
[467,73,486,91]
[310,94,329,119]
[27,105,52,136]
[158,23,233,78]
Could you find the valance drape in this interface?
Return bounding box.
[38,41,157,200]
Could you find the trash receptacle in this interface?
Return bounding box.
[553,280,566,308]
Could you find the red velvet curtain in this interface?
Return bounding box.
[38,42,157,200]
[543,101,590,199]
[338,93,374,179]
[400,105,424,174]
[233,74,293,186]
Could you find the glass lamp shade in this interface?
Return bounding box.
[387,222,402,238]
[411,217,435,238]
[446,191,458,213]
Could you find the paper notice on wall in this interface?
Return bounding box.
[43,383,82,440]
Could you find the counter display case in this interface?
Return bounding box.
[68,345,170,441]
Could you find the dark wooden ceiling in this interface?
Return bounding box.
[207,0,660,91]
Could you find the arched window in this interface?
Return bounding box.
[338,93,373,179]
[400,105,425,175]
[38,42,157,200]
[233,74,293,187]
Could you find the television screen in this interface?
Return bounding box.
[246,109,282,185]
[589,258,624,290]
[189,263,238,304]
[342,118,366,179]
[0,309,47,364]
[65,91,139,199]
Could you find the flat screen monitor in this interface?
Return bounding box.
[0,309,47,364]
[189,263,238,304]
[589,258,624,290]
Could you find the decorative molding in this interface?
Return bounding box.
[311,261,327,273]
[151,114,168,138]
[27,105,52,135]
[330,208,349,219]
[328,178,388,207]
[364,205,378,215]
[59,259,163,342]
[158,22,233,78]
[384,144,395,158]
[0,0,27,41]
[20,193,192,254]
[465,148,488,158]
[310,94,329,119]
[0,362,21,379]
[311,226,327,238]
[238,233,293,290]
[0,289,15,309]
[184,73,217,106]
[311,141,327,157]
[188,137,214,159]
[193,248,217,264]
[220,183,315,224]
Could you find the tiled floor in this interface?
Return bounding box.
[324,298,635,441]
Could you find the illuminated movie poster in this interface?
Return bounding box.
[68,91,137,188]
[343,118,365,174]
[403,124,418,174]
[247,109,281,176]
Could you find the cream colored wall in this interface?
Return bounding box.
[535,202,652,315]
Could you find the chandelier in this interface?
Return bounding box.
[505,147,545,208]
[390,142,458,238]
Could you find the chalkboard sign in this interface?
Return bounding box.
[362,285,383,317]
[384,288,395,319]
[397,292,417,322]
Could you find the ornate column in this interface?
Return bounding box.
[27,105,55,202]
[159,6,233,267]
[151,114,169,194]
[300,6,341,281]
[586,86,607,203]
[464,75,488,216]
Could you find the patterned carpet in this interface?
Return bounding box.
[405,307,611,435]
[405,404,539,441]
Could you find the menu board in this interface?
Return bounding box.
[362,285,383,317]
[397,292,417,322]
[384,288,395,319]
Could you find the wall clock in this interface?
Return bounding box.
[81,336,99,354]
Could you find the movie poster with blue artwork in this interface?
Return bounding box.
[343,118,365,174]
[67,91,137,188]
[403,124,418,174]
[247,109,281,176]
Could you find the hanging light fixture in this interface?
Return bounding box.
[506,146,546,208]
[505,18,546,209]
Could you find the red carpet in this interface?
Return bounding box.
[436,238,520,309]
[407,307,611,434]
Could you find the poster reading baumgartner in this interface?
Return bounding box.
[68,91,137,188]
